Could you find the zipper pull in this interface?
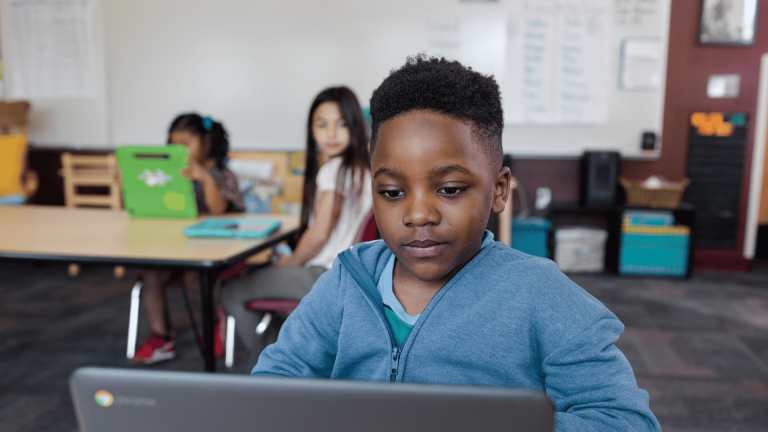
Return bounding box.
[390,346,401,382]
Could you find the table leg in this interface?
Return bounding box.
[200,270,216,372]
[606,208,622,274]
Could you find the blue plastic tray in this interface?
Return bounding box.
[183,218,281,239]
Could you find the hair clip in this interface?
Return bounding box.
[202,116,213,131]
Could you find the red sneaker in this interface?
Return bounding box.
[132,332,176,364]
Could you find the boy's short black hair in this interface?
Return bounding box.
[369,54,504,168]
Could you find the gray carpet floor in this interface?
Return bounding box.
[1,261,767,431]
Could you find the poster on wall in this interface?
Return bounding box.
[4,0,98,99]
[699,0,758,46]
[619,38,663,90]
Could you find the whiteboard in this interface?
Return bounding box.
[501,0,670,157]
[1,0,670,157]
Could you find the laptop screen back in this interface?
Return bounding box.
[70,367,554,432]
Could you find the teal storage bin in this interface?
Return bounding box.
[511,217,550,258]
[619,233,689,276]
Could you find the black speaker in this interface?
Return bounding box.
[641,132,657,151]
[580,151,620,206]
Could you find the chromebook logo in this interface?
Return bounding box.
[94,390,114,407]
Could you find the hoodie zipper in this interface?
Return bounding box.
[340,242,494,385]
[368,294,407,382]
[371,287,420,382]
[337,250,413,383]
[371,303,404,382]
[390,346,402,382]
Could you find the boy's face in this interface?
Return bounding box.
[371,110,511,283]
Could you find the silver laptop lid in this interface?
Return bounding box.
[70,367,553,432]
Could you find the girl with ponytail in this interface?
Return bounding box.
[132,113,243,364]
[167,113,243,214]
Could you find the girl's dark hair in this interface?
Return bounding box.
[300,87,370,238]
[167,113,229,169]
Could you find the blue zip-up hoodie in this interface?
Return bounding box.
[253,238,660,432]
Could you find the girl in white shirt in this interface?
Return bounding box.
[274,86,372,268]
[222,86,372,347]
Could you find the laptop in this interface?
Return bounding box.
[70,367,554,432]
[116,145,197,218]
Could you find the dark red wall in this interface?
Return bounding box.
[624,0,768,183]
[513,0,768,270]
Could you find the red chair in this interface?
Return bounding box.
[355,208,380,245]
[236,210,379,371]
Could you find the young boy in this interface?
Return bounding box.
[252,56,660,432]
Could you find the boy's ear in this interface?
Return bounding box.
[491,166,512,214]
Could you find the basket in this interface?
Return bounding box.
[619,177,689,209]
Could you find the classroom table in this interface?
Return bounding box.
[0,205,300,372]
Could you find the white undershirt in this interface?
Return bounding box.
[378,231,495,325]
[305,157,373,269]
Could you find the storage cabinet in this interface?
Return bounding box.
[548,204,695,277]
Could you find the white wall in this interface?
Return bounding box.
[104,0,453,150]
[2,0,670,157]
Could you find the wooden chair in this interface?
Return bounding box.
[59,152,123,277]
[0,101,38,202]
[60,153,122,209]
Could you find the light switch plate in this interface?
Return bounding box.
[707,74,741,98]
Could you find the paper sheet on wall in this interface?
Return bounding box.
[5,0,98,99]
[620,38,662,90]
[614,0,664,29]
[504,0,613,125]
